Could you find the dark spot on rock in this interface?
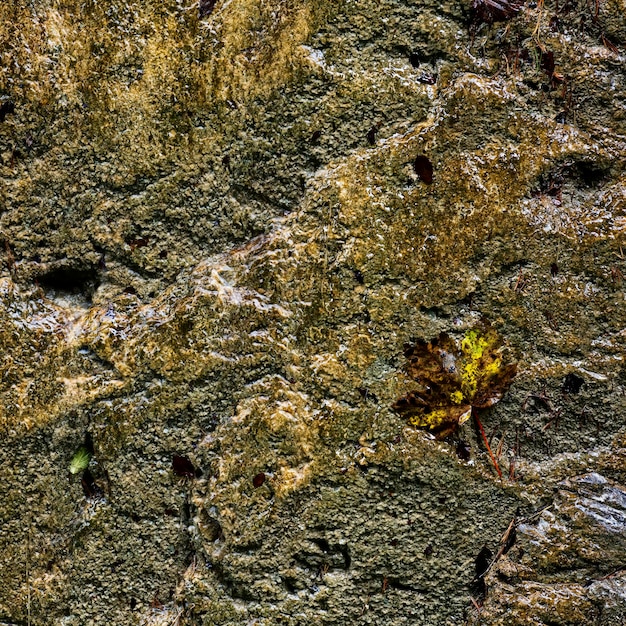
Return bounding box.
[310,130,322,145]
[549,15,560,31]
[563,372,584,394]
[253,472,266,488]
[357,387,378,403]
[199,0,217,18]
[366,124,379,146]
[84,432,94,455]
[456,440,471,461]
[284,576,298,593]
[172,454,196,478]
[130,598,137,610]
[550,262,559,276]
[0,99,15,122]
[413,155,433,184]
[179,319,194,335]
[81,468,98,498]
[340,544,351,568]
[126,236,149,250]
[311,537,330,552]
[554,111,567,123]
[408,52,420,68]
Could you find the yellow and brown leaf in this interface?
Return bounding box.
[393,324,516,438]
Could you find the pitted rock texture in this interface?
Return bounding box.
[1,0,626,624]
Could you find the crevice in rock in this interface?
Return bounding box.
[35,264,100,303]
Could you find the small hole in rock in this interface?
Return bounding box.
[36,265,100,303]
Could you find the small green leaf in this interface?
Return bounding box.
[69,446,92,474]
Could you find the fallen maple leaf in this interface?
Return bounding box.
[393,324,517,440]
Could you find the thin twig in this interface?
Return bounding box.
[169,608,184,626]
[519,503,552,524]
[509,455,516,481]
[495,432,505,461]
[473,409,503,479]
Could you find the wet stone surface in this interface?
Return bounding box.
[1,0,626,624]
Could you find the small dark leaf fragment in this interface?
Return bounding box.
[172,454,196,478]
[253,472,266,488]
[475,545,493,579]
[471,0,523,24]
[366,125,379,145]
[563,373,584,394]
[413,155,433,184]
[127,237,149,250]
[471,545,492,603]
[199,0,217,18]
[309,130,322,145]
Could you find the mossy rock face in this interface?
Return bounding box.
[1,0,626,624]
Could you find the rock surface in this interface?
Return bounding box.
[1,0,625,624]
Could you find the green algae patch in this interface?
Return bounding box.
[393,324,517,438]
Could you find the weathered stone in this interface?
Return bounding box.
[1,0,625,624]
